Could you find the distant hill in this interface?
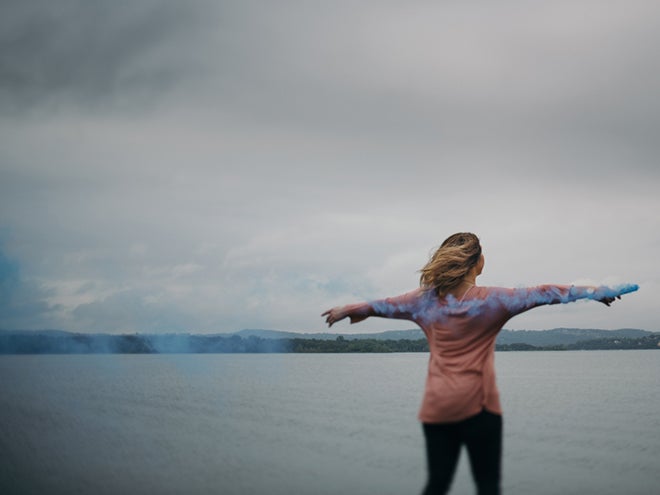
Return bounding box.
[496,328,651,346]
[232,327,653,347]
[232,328,426,341]
[1,327,657,353]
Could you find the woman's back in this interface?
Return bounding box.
[322,232,637,495]
[417,285,513,423]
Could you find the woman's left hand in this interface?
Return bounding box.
[598,295,621,307]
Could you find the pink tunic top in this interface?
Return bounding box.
[348,284,589,424]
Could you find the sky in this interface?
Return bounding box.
[1,0,659,334]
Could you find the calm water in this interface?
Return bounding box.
[1,351,658,495]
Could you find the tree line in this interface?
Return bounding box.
[1,332,659,354]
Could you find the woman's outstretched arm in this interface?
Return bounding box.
[500,283,638,316]
[322,289,425,327]
[322,302,375,327]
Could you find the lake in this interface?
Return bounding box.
[1,351,658,494]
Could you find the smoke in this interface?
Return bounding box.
[0,243,60,329]
[0,331,292,354]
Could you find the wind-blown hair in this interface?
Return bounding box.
[419,232,482,296]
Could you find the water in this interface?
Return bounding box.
[0,351,658,495]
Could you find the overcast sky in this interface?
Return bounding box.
[1,0,658,334]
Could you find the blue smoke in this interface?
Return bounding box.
[0,331,293,354]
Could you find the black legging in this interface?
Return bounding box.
[422,409,502,495]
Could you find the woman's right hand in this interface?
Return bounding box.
[321,307,348,327]
[323,302,373,327]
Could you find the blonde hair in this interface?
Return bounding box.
[419,232,482,296]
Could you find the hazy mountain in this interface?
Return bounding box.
[1,328,655,354]
[230,328,652,346]
[496,328,651,346]
[232,328,426,341]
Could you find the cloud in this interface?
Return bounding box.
[0,1,658,333]
[0,0,200,113]
[71,288,197,333]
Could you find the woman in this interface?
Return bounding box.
[322,232,633,495]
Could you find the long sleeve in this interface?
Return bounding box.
[367,288,427,323]
[496,283,638,318]
[498,284,575,317]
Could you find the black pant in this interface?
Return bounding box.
[422,409,502,495]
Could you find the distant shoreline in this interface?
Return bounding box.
[1,328,659,354]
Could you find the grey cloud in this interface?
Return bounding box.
[176,2,660,144]
[4,0,660,162]
[0,0,200,112]
[72,289,198,333]
[0,1,658,333]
